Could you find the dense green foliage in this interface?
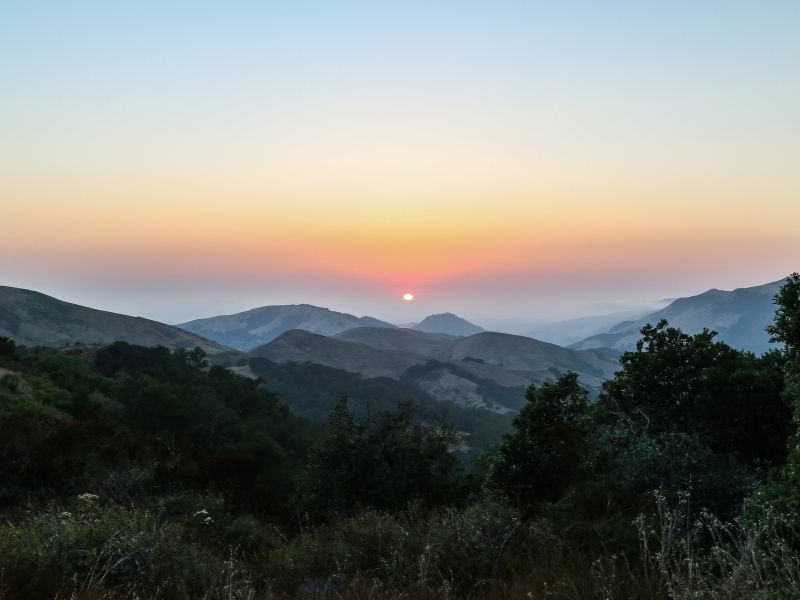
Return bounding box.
[1,342,312,514]
[602,320,789,465]
[749,273,800,521]
[300,398,463,516]
[488,373,592,507]
[2,273,800,599]
[767,272,800,359]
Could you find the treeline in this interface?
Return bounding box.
[0,274,799,599]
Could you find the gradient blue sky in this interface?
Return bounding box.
[2,1,799,323]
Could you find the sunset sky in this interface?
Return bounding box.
[2,1,799,324]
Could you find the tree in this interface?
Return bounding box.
[299,395,363,515]
[601,320,789,466]
[362,400,462,509]
[299,397,462,516]
[93,342,206,380]
[487,372,591,507]
[581,415,756,521]
[749,274,800,520]
[0,336,16,356]
[767,273,800,359]
[174,346,209,370]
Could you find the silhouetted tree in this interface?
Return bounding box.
[300,397,462,516]
[0,336,16,356]
[602,320,789,466]
[174,346,209,370]
[750,274,800,520]
[768,273,800,359]
[487,372,592,507]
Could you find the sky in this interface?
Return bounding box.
[2,1,799,324]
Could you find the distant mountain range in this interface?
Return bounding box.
[179,304,396,351]
[4,276,785,426]
[412,313,485,336]
[0,286,227,353]
[247,326,619,413]
[4,277,784,457]
[178,304,492,351]
[572,279,784,354]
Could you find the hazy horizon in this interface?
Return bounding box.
[3,2,799,325]
[0,271,785,328]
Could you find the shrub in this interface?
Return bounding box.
[638,491,800,599]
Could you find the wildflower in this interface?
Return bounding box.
[77,493,99,504]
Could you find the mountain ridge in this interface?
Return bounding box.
[571,279,784,353]
[179,304,396,350]
[0,286,228,353]
[250,326,620,413]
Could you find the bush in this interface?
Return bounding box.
[638,491,800,599]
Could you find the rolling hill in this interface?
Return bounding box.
[0,286,228,352]
[250,329,423,379]
[250,326,620,413]
[242,357,515,456]
[412,313,485,336]
[337,327,618,386]
[249,329,528,412]
[335,327,457,356]
[178,304,396,350]
[571,279,784,354]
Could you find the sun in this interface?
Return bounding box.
[402,293,415,302]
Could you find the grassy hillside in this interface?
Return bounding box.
[0,286,228,353]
